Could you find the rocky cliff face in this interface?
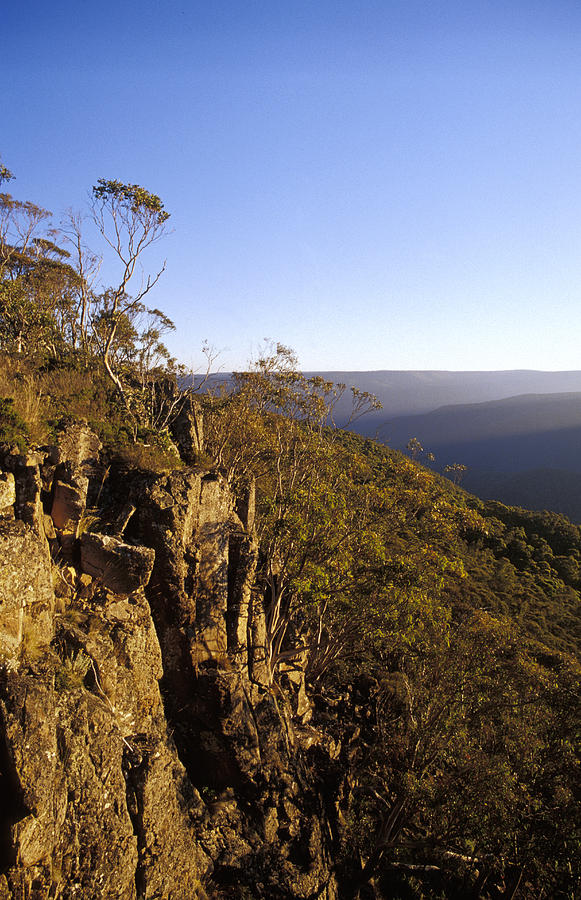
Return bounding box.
[0,423,339,899]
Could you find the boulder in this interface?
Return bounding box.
[0,451,45,538]
[80,533,155,595]
[0,472,15,515]
[50,423,102,469]
[51,473,89,531]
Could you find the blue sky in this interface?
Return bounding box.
[3,1,581,371]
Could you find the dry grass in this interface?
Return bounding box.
[0,356,117,448]
[0,359,48,444]
[0,358,185,482]
[40,367,110,426]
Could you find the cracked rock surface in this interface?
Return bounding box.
[0,434,339,899]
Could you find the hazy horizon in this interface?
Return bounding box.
[303,368,581,374]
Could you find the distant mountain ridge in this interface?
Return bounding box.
[381,392,581,463]
[198,369,581,428]
[194,370,581,520]
[368,390,581,522]
[304,370,581,431]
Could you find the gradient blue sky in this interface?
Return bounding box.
[3,1,581,371]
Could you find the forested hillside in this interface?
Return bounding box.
[203,374,581,898]
[194,375,581,522]
[373,393,581,522]
[0,165,579,899]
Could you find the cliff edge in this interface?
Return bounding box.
[0,420,338,899]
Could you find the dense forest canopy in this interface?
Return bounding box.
[0,163,579,899]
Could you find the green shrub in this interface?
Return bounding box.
[0,396,30,449]
[54,650,91,692]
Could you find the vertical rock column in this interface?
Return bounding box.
[137,467,264,789]
[227,480,261,673]
[193,474,230,663]
[0,520,55,661]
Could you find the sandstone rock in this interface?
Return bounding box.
[0,519,54,661]
[50,462,89,532]
[0,452,45,538]
[1,670,139,899]
[235,478,256,532]
[0,449,339,899]
[112,500,137,536]
[248,591,270,687]
[194,474,231,659]
[170,395,204,464]
[189,668,262,789]
[124,741,212,897]
[77,572,93,599]
[0,473,15,514]
[53,564,76,600]
[262,805,279,842]
[1,581,212,899]
[80,533,155,595]
[227,530,258,669]
[137,468,234,673]
[42,513,56,540]
[53,423,102,469]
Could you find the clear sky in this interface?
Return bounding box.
[3,1,581,372]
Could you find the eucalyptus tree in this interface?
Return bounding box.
[202,344,465,683]
[91,179,170,407]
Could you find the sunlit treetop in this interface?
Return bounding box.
[92,179,170,225]
[0,162,14,188]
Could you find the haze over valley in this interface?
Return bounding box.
[312,368,581,424]
[196,368,581,519]
[323,371,581,522]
